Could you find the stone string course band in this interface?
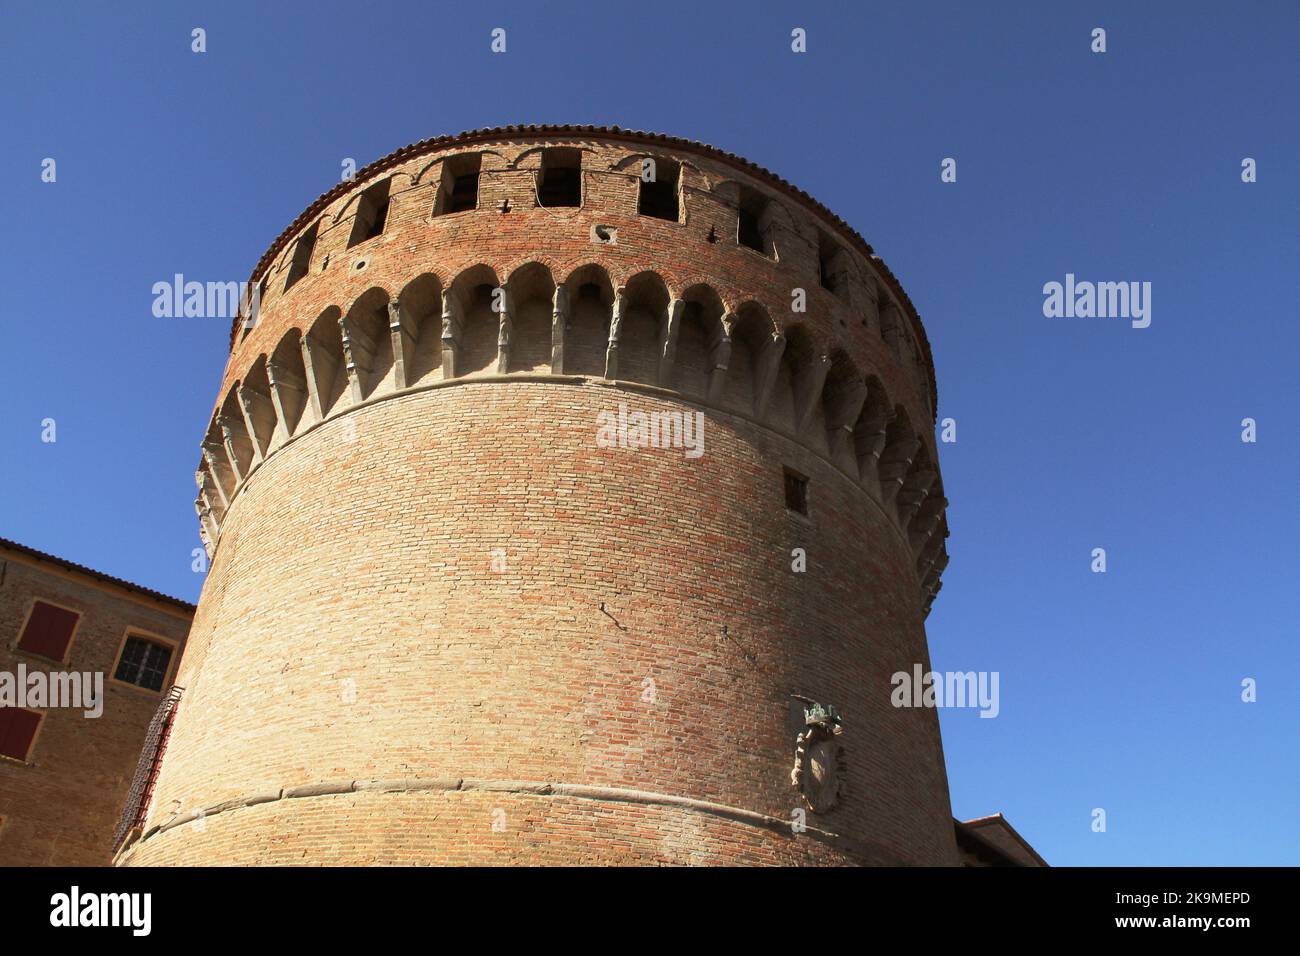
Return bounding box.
[117,777,906,866]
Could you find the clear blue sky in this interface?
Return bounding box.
[1,2,1295,866]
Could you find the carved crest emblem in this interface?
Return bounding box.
[790,699,845,813]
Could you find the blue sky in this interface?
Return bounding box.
[1,2,1295,865]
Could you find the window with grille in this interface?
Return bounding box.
[784,467,810,516]
[114,635,174,692]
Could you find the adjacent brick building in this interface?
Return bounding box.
[0,538,193,866]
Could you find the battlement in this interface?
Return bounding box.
[195,128,949,614]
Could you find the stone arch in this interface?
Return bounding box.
[216,384,255,482]
[194,456,226,529]
[672,283,726,397]
[412,148,508,186]
[302,306,347,418]
[768,323,816,434]
[852,376,892,489]
[448,265,502,377]
[896,440,938,528]
[723,301,775,415]
[239,356,278,458]
[615,271,671,386]
[200,414,238,506]
[342,286,394,401]
[268,328,309,437]
[879,405,921,507]
[396,273,444,387]
[559,263,615,377]
[505,262,556,374]
[820,349,865,471]
[913,481,949,612]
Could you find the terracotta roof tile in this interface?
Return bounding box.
[0,536,196,613]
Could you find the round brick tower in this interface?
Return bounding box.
[118,126,955,866]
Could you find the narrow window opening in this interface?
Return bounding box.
[241,276,267,340]
[638,158,680,221]
[818,233,843,296]
[114,635,175,692]
[783,468,809,515]
[737,187,768,254]
[537,148,582,207]
[284,222,318,292]
[348,178,392,247]
[435,154,481,215]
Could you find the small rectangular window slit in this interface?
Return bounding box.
[784,468,809,515]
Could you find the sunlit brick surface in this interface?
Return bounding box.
[124,130,957,865]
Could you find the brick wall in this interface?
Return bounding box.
[135,131,958,866]
[0,551,192,866]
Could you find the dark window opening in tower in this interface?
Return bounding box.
[818,232,843,296]
[284,222,319,292]
[436,154,481,215]
[537,148,582,207]
[783,467,809,515]
[241,276,267,341]
[737,187,768,254]
[637,158,680,221]
[349,178,392,247]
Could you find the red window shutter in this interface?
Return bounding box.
[0,707,42,762]
[17,601,79,662]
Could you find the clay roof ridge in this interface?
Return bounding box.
[0,536,197,613]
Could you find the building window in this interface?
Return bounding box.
[537,148,582,207]
[284,222,318,292]
[348,178,392,247]
[637,158,680,221]
[114,635,174,692]
[0,707,42,763]
[784,468,809,515]
[16,600,79,662]
[435,154,481,215]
